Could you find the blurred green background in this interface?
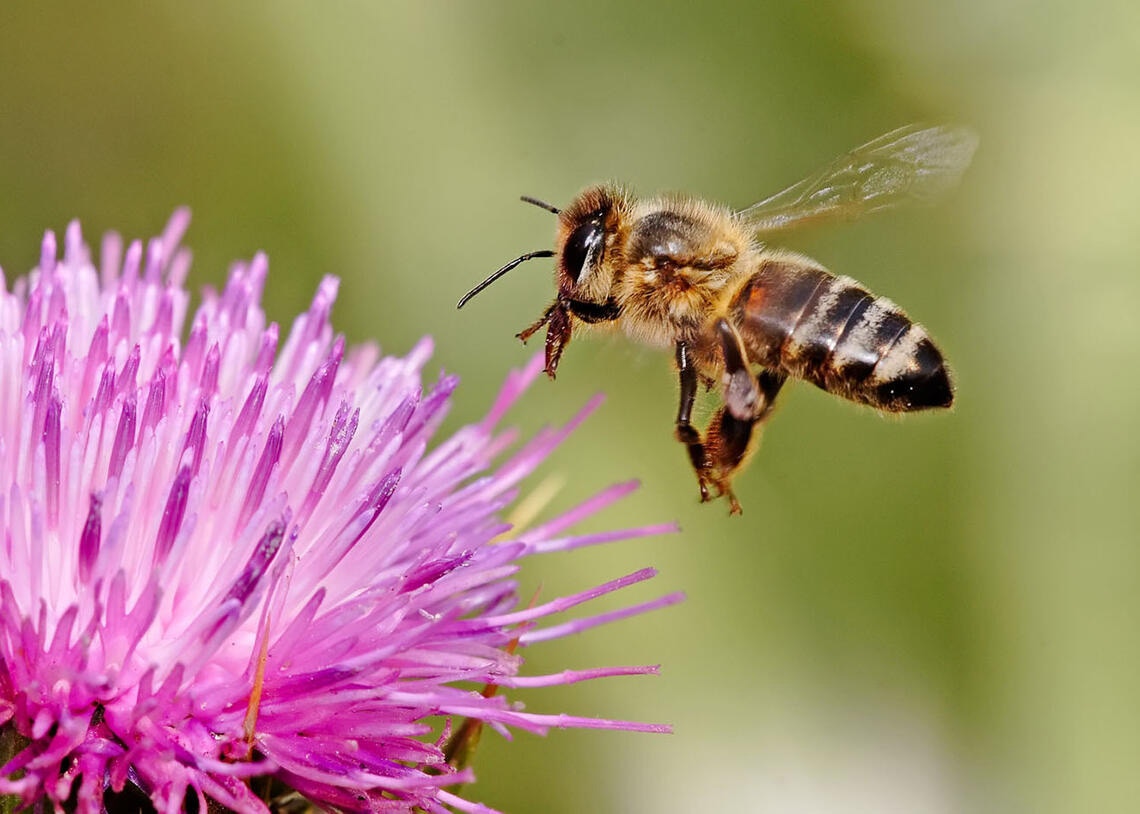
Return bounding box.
[3,2,1138,812]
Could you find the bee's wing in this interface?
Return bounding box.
[738,124,979,236]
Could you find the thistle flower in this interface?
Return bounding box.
[0,211,680,813]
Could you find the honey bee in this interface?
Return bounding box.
[458,124,978,513]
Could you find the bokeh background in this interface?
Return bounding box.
[3,2,1137,812]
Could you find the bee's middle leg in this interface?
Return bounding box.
[674,340,712,501]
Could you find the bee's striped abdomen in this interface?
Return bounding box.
[729,257,952,412]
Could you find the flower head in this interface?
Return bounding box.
[0,211,680,813]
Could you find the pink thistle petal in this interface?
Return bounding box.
[77,493,101,582]
[0,212,679,812]
[237,415,284,531]
[494,663,662,688]
[107,395,137,481]
[519,590,687,646]
[41,391,62,526]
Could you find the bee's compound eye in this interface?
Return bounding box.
[562,214,605,283]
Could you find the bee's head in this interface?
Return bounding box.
[456,186,628,378]
[554,185,627,305]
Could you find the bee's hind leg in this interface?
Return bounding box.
[674,380,749,512]
[716,318,784,427]
[674,323,785,514]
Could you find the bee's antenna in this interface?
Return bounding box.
[457,250,555,309]
[521,195,561,215]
